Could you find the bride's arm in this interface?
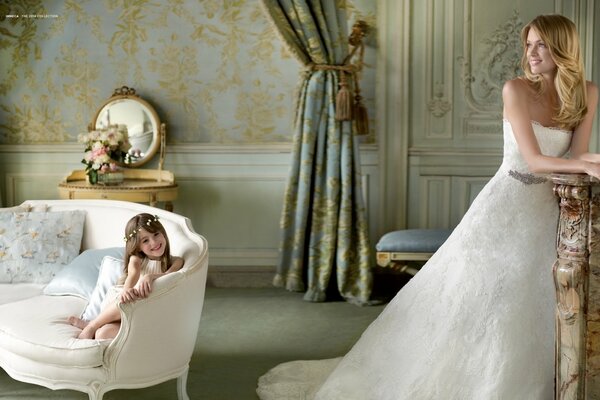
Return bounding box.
[569,81,600,161]
[502,79,600,179]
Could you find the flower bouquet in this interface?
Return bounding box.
[78,125,131,185]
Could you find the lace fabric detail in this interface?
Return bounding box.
[508,169,548,184]
[257,121,572,400]
[501,119,572,134]
[530,119,572,133]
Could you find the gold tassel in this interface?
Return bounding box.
[335,71,352,121]
[354,94,369,135]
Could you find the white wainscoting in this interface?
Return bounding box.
[407,149,502,229]
[0,143,380,286]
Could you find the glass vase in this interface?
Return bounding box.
[97,170,124,186]
[87,169,98,185]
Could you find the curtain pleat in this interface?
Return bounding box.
[262,0,372,305]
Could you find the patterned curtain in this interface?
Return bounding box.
[261,0,372,305]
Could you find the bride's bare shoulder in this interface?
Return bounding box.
[586,80,598,98]
[502,77,531,98]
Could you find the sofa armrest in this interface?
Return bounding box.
[103,252,208,382]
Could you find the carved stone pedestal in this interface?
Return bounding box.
[552,174,600,400]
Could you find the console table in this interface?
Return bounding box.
[58,169,178,211]
[552,173,600,400]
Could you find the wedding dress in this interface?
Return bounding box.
[257,120,572,400]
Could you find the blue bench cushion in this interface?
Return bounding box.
[376,229,452,253]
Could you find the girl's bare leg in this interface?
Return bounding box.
[95,322,121,340]
[78,302,121,339]
[67,316,88,330]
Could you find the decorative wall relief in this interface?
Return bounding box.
[460,10,522,112]
[424,0,453,139]
[458,6,523,136]
[428,82,452,118]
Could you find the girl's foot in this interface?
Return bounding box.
[67,316,89,330]
[78,324,98,339]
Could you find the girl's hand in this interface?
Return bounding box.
[137,274,155,298]
[120,287,139,304]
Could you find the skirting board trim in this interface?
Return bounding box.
[207,265,276,288]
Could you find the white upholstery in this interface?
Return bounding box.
[0,295,102,368]
[0,283,44,305]
[0,200,208,400]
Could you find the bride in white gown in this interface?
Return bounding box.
[257,14,599,400]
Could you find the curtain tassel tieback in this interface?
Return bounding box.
[336,70,353,121]
[307,20,369,135]
[353,95,369,136]
[308,63,355,122]
[308,63,369,134]
[353,73,369,136]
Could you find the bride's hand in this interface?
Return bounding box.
[584,161,600,180]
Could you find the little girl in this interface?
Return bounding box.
[68,213,184,340]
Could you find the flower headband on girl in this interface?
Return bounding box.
[123,215,160,243]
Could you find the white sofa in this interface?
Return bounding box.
[0,199,208,400]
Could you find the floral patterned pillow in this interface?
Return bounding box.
[0,210,86,283]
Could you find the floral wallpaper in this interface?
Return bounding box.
[0,0,376,144]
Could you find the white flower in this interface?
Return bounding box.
[80,125,131,174]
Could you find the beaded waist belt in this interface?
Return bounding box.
[507,169,548,184]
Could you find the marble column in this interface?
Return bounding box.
[552,173,600,400]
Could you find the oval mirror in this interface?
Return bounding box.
[91,86,164,168]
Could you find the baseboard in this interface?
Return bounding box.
[206,265,276,288]
[206,265,419,291]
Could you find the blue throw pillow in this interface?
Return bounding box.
[43,247,124,300]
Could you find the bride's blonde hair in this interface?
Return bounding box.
[520,14,587,130]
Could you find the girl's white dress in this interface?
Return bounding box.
[102,259,162,309]
[133,259,162,291]
[257,120,572,400]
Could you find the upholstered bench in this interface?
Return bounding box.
[376,229,452,275]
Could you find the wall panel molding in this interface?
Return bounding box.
[452,177,490,223]
[378,0,411,231]
[425,0,454,139]
[407,150,500,229]
[1,147,379,275]
[419,177,451,228]
[5,173,66,205]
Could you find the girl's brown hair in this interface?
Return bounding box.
[123,213,171,277]
[520,14,587,130]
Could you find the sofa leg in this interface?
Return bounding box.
[88,388,104,400]
[177,367,190,400]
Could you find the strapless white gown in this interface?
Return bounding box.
[257,120,573,400]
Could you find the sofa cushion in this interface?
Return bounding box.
[0,210,86,283]
[44,247,124,300]
[0,295,109,368]
[0,283,44,305]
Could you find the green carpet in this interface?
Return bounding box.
[0,287,385,399]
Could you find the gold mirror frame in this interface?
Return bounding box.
[89,86,166,168]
